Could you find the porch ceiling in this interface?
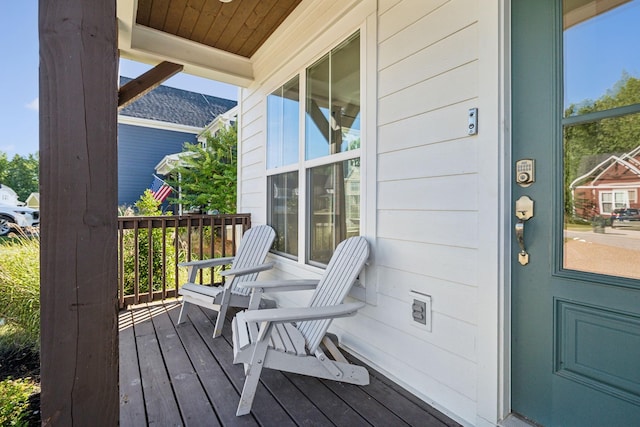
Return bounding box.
[117,0,302,87]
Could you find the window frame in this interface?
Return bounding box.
[263,12,377,305]
[599,189,637,213]
[266,30,363,262]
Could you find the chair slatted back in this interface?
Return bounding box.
[297,236,369,353]
[229,225,275,296]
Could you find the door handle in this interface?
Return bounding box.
[515,221,529,265]
[515,196,534,265]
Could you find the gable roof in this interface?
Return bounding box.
[571,145,640,189]
[118,76,237,128]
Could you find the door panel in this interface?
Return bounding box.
[511,1,640,425]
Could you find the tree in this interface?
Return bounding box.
[0,152,39,202]
[167,125,237,214]
[564,73,640,217]
[0,152,8,184]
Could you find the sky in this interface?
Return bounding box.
[0,2,238,158]
[564,0,640,108]
[2,2,639,157]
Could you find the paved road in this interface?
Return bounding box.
[565,227,640,252]
[564,227,640,278]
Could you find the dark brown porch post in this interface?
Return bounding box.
[39,1,119,425]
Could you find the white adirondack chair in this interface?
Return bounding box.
[177,224,276,338]
[231,236,370,416]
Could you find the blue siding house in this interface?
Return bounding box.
[118,77,236,207]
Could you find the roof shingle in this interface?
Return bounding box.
[119,76,237,128]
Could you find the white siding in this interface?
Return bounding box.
[237,0,505,425]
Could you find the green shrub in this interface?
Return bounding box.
[0,377,39,426]
[0,236,40,347]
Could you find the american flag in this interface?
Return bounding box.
[150,175,173,202]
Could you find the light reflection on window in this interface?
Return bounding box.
[563,0,640,280]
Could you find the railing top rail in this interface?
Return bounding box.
[117,213,251,229]
[117,213,251,221]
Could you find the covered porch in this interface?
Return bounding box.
[40,0,501,424]
[119,301,459,426]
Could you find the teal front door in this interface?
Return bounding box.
[511,1,640,425]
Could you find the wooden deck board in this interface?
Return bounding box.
[283,373,371,426]
[119,301,462,427]
[133,306,183,426]
[355,358,460,427]
[188,305,296,427]
[149,303,220,426]
[119,310,147,426]
[166,304,259,427]
[323,380,411,426]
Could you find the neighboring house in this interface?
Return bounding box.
[153,106,239,214]
[571,145,640,219]
[40,2,640,427]
[154,106,239,175]
[118,76,236,206]
[25,192,40,209]
[198,105,238,147]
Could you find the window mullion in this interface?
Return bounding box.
[304,149,361,169]
[298,70,307,265]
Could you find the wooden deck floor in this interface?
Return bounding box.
[119,301,460,427]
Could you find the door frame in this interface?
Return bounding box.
[476,0,513,425]
[501,0,514,422]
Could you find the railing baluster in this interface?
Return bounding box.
[174,217,179,294]
[161,218,167,299]
[198,216,204,284]
[133,221,139,305]
[147,219,153,303]
[118,221,124,309]
[187,217,193,284]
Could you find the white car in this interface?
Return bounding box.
[0,204,40,236]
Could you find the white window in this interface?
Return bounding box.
[600,189,634,213]
[267,31,361,266]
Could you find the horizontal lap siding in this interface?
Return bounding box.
[239,86,267,223]
[378,210,478,248]
[372,0,480,423]
[118,124,197,206]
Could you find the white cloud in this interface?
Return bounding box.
[25,97,39,111]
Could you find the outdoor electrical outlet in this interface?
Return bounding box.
[409,291,432,332]
[412,300,427,324]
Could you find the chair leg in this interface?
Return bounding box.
[177,301,189,324]
[236,326,272,416]
[212,290,232,338]
[236,359,264,416]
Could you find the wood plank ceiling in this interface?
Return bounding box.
[136,0,303,58]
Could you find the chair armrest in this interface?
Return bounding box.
[242,302,365,324]
[237,279,320,292]
[219,262,275,277]
[178,256,235,269]
[178,257,235,282]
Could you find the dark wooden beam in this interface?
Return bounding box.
[39,0,119,425]
[118,61,184,109]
